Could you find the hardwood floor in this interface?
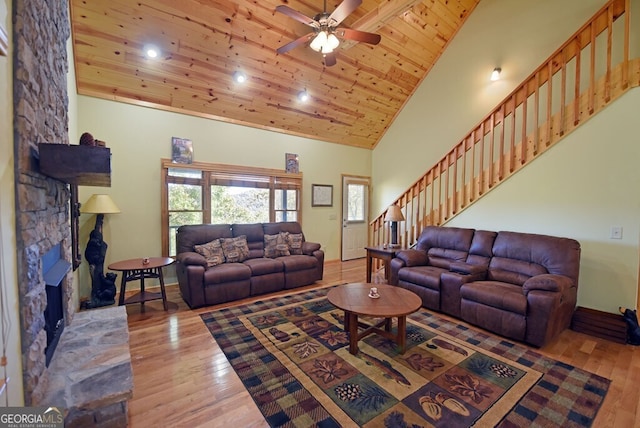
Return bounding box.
[125,259,640,427]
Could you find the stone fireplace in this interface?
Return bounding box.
[13,0,75,404]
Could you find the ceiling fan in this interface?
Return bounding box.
[275,0,381,66]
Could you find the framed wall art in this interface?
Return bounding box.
[171,137,193,164]
[312,184,333,207]
[285,153,299,173]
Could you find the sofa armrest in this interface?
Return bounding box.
[176,251,208,268]
[522,274,574,295]
[395,249,429,267]
[302,241,321,255]
[449,262,487,276]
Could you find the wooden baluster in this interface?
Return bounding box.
[534,70,541,156]
[560,48,567,138]
[574,37,581,126]
[605,5,613,102]
[444,154,450,220]
[478,124,485,195]
[510,96,517,173]
[452,146,459,214]
[498,105,505,181]
[422,175,428,230]
[589,21,596,114]
[622,0,629,89]
[488,114,495,188]
[429,170,435,226]
[470,131,476,201]
[521,89,528,164]
[461,138,467,208]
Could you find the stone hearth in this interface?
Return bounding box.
[38,306,133,427]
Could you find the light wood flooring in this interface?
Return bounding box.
[124,259,640,427]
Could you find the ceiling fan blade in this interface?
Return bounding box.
[328,0,362,26]
[275,5,319,28]
[324,52,337,67]
[276,33,314,54]
[336,28,381,45]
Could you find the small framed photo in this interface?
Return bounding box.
[285,153,299,173]
[171,137,193,164]
[312,184,333,207]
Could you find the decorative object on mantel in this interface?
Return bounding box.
[275,0,381,67]
[79,131,106,147]
[311,184,333,207]
[171,137,193,164]
[285,153,299,173]
[384,204,405,247]
[81,194,120,309]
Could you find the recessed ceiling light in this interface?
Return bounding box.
[298,90,309,102]
[143,44,160,59]
[233,71,247,83]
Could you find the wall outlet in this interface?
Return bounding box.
[610,226,623,239]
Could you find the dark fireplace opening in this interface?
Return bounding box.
[42,243,70,367]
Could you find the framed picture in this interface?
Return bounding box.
[312,184,333,207]
[172,137,193,164]
[285,153,299,173]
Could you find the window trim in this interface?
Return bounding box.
[161,159,303,257]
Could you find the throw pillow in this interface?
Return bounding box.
[194,239,225,267]
[286,233,304,255]
[264,232,290,258]
[220,235,249,263]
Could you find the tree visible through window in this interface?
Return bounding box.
[161,160,302,257]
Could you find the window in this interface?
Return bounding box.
[161,159,302,257]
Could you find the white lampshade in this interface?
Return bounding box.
[310,31,327,52]
[81,194,121,214]
[384,204,405,222]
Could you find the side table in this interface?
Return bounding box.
[365,245,404,283]
[108,257,174,310]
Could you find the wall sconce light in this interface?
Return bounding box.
[81,194,121,308]
[298,90,310,102]
[232,71,247,83]
[384,204,405,248]
[491,67,502,81]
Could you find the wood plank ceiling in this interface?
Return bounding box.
[70,0,479,150]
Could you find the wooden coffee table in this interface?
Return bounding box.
[327,283,422,355]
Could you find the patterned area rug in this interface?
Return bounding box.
[201,287,610,427]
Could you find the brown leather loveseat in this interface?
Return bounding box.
[175,222,324,308]
[389,226,581,347]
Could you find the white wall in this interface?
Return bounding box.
[372,0,608,215]
[76,96,371,299]
[0,0,25,405]
[447,89,640,313]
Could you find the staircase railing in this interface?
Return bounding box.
[371,0,638,250]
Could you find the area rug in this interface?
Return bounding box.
[201,287,610,427]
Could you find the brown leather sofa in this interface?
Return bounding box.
[389,226,581,347]
[175,222,324,308]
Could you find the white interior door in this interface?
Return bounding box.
[341,176,369,261]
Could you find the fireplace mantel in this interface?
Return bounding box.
[37,143,111,187]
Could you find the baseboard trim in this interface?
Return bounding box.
[571,306,627,344]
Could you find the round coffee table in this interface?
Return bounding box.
[327,283,422,355]
[108,257,174,311]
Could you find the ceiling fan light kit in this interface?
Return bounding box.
[275,0,381,66]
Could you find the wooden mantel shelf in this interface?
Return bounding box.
[38,143,111,187]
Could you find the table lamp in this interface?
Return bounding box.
[81,194,121,308]
[385,204,405,248]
